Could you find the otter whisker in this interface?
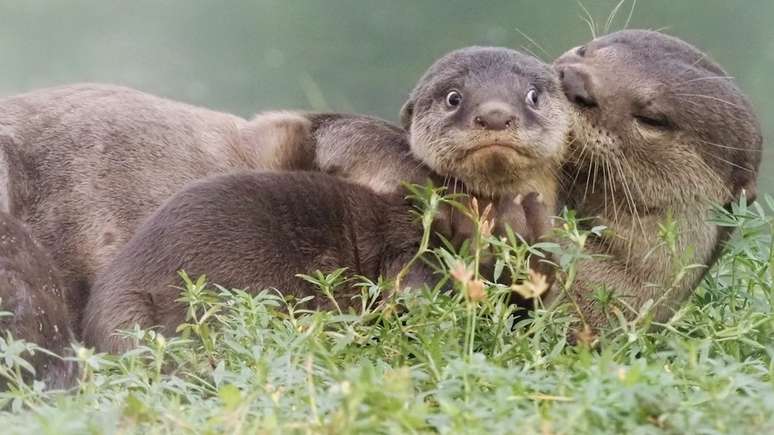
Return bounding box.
[553,162,570,192]
[567,165,584,195]
[676,75,735,87]
[514,27,552,61]
[576,0,598,38]
[604,158,621,227]
[688,52,710,69]
[696,138,752,152]
[693,156,733,201]
[591,152,600,193]
[564,134,579,149]
[604,0,627,34]
[611,157,642,263]
[619,153,649,214]
[675,93,744,110]
[599,156,610,216]
[520,45,543,63]
[582,154,595,202]
[622,0,637,30]
[568,145,591,192]
[703,152,756,173]
[613,154,646,238]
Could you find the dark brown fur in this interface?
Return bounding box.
[0,86,440,333]
[0,85,324,331]
[82,171,434,354]
[551,30,762,329]
[1,47,568,335]
[0,211,76,388]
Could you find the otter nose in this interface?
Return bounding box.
[558,66,597,108]
[473,102,516,131]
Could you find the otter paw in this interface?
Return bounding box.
[520,191,552,244]
[492,191,552,244]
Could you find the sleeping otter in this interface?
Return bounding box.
[550,30,762,330]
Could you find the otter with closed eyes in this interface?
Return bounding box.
[550,30,762,331]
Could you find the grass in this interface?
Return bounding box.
[1,189,773,434]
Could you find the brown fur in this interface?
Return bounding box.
[400,46,570,209]
[82,171,434,354]
[1,47,568,336]
[0,211,76,388]
[0,84,324,331]
[551,30,762,328]
[0,85,441,333]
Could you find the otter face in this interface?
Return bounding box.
[401,46,570,196]
[554,30,762,210]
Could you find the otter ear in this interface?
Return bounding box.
[399,99,414,130]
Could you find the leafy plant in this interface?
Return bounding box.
[1,193,773,434]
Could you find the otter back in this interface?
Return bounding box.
[82,171,429,354]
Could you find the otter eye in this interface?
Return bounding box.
[634,113,672,130]
[445,90,463,108]
[577,45,587,57]
[526,89,539,107]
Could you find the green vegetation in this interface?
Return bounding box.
[1,190,773,434]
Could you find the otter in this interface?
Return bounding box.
[550,30,762,330]
[0,86,319,331]
[0,212,76,388]
[301,45,570,209]
[399,46,569,211]
[1,46,569,332]
[82,171,553,353]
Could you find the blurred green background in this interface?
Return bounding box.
[0,0,771,192]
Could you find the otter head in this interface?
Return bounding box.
[554,30,762,212]
[400,46,570,197]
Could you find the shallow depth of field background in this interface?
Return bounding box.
[0,0,770,189]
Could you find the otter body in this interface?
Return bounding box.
[81,47,569,353]
[1,48,569,331]
[82,171,431,353]
[552,30,762,328]
[0,212,75,388]
[0,85,431,329]
[0,84,313,327]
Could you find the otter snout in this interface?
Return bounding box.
[556,65,597,109]
[472,101,517,131]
